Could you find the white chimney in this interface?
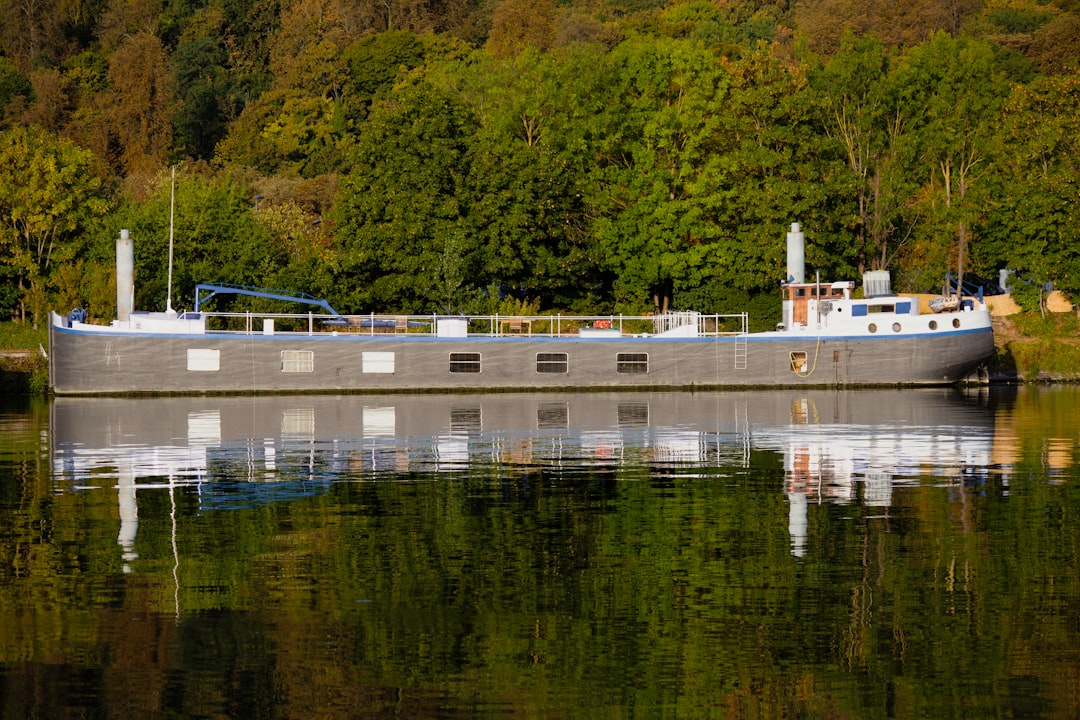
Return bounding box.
[786,222,805,284]
[116,229,133,322]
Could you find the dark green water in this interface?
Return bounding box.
[1,388,1078,718]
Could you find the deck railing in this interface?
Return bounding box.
[182,311,750,338]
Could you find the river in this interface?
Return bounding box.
[1,387,1078,718]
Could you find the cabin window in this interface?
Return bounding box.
[852,305,868,317]
[952,318,961,329]
[281,350,314,373]
[616,352,649,374]
[790,351,808,374]
[362,351,395,374]
[868,323,878,333]
[449,352,481,373]
[536,352,568,374]
[892,323,902,332]
[929,320,938,330]
[868,304,895,314]
[187,348,220,372]
[896,301,911,313]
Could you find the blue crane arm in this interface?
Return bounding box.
[194,283,345,322]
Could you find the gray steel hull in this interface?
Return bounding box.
[49,323,996,395]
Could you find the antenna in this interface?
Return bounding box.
[166,166,176,314]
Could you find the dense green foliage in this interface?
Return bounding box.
[1,0,1079,322]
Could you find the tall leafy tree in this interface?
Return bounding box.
[585,36,733,314]
[434,47,600,309]
[0,56,31,122]
[107,31,174,176]
[0,0,69,68]
[333,82,477,313]
[982,73,1080,304]
[485,0,556,59]
[171,35,235,161]
[888,33,1009,291]
[811,34,908,274]
[103,168,283,313]
[694,45,852,305]
[0,125,108,324]
[793,0,980,54]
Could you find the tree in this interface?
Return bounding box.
[333,82,478,313]
[436,47,599,309]
[103,167,284,313]
[692,45,853,305]
[982,73,1080,303]
[486,0,556,59]
[0,0,68,69]
[584,37,734,313]
[171,35,235,161]
[792,0,981,55]
[888,33,1009,292]
[0,125,108,324]
[810,34,908,274]
[107,32,173,176]
[1029,13,1080,74]
[0,56,31,123]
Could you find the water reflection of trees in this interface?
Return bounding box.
[3,389,1078,716]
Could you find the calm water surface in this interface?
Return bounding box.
[1,387,1078,718]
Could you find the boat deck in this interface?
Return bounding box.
[165,310,751,339]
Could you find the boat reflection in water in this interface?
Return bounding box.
[50,389,998,564]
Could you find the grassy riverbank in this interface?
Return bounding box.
[3,314,1078,396]
[0,322,48,396]
[990,311,1080,383]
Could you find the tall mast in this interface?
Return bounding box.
[166,166,176,314]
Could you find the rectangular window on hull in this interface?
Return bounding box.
[362,351,395,374]
[187,348,220,372]
[449,352,481,373]
[281,350,314,373]
[536,352,568,373]
[616,353,648,374]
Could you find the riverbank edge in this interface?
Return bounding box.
[3,316,1075,396]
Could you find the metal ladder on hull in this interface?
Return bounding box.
[734,313,748,370]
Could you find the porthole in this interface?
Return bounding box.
[952,318,961,329]
[868,323,877,333]
[929,320,938,330]
[892,322,901,333]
